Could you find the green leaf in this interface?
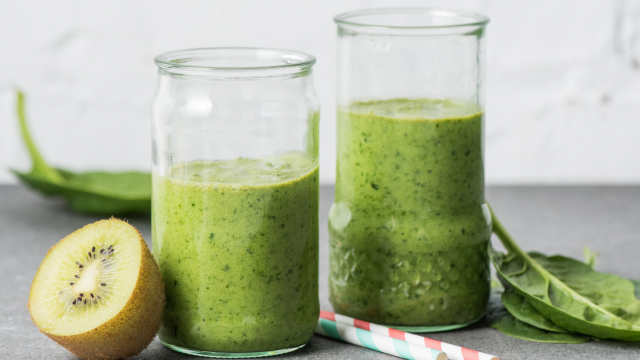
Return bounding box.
[487,291,590,343]
[11,91,151,215]
[491,277,504,290]
[488,310,590,344]
[501,288,569,333]
[15,91,65,184]
[630,279,640,301]
[489,205,640,341]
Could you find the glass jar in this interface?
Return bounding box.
[329,8,491,332]
[151,48,320,357]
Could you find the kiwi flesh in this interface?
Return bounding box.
[28,218,165,360]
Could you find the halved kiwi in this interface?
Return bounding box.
[28,218,165,360]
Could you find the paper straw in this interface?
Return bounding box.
[316,318,448,360]
[320,310,498,360]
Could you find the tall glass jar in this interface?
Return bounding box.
[329,9,491,332]
[151,48,320,357]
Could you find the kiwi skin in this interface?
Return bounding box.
[28,219,165,360]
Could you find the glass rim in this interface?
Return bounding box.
[334,7,490,30]
[154,47,316,73]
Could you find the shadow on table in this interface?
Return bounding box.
[587,339,640,351]
[137,335,394,360]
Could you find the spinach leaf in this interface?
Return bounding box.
[11,91,151,215]
[489,205,640,341]
[631,280,640,301]
[501,288,569,333]
[487,290,590,343]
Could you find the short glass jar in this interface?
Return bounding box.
[329,8,492,332]
[151,48,320,357]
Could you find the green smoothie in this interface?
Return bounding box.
[328,99,491,328]
[152,153,319,352]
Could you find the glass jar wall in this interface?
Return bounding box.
[329,9,492,332]
[151,48,320,357]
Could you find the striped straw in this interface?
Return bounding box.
[316,318,448,360]
[320,311,498,360]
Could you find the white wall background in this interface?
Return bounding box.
[1,0,639,185]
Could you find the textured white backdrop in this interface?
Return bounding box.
[1,0,639,185]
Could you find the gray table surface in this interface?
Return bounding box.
[1,185,639,360]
